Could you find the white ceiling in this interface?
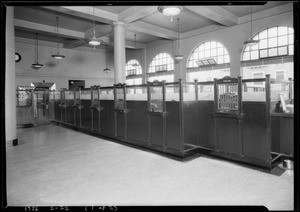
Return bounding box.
[14,2,290,50]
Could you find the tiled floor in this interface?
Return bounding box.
[6,124,294,210]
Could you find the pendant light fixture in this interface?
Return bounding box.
[31,33,43,69]
[89,7,102,49]
[158,6,183,22]
[243,5,260,48]
[51,16,65,61]
[132,34,139,67]
[103,44,110,73]
[174,18,184,61]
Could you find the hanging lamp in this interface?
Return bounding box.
[32,33,44,69]
[132,34,139,67]
[103,44,110,72]
[174,18,184,61]
[243,5,260,47]
[158,6,183,22]
[51,16,65,61]
[89,7,102,49]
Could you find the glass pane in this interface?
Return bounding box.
[211,41,217,48]
[217,56,224,64]
[199,51,204,58]
[242,82,266,102]
[278,35,288,46]
[278,46,287,55]
[288,27,294,34]
[288,34,294,44]
[217,48,223,56]
[250,50,259,60]
[268,27,277,37]
[288,45,294,55]
[259,39,268,49]
[268,37,277,48]
[217,42,222,47]
[244,46,250,51]
[278,26,288,36]
[259,30,268,39]
[251,43,259,50]
[260,49,268,58]
[211,48,217,57]
[243,52,250,61]
[205,42,210,49]
[268,48,277,57]
[199,44,204,51]
[224,55,230,63]
[204,50,210,57]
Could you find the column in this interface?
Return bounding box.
[5,6,17,146]
[113,21,126,84]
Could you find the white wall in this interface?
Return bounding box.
[15,37,114,90]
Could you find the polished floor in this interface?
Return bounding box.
[7,124,294,210]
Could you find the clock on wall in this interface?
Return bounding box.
[15,53,21,63]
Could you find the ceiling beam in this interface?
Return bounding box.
[41,6,118,25]
[84,25,112,39]
[127,21,177,40]
[14,19,85,39]
[185,6,238,26]
[118,6,158,23]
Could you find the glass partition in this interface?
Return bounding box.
[270,79,293,113]
[165,83,179,102]
[100,87,114,100]
[80,89,91,100]
[74,90,80,105]
[198,83,214,100]
[182,82,196,102]
[126,85,147,101]
[65,91,74,100]
[242,80,266,102]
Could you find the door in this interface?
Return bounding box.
[34,90,50,125]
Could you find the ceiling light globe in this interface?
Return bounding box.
[89,39,101,46]
[158,6,183,17]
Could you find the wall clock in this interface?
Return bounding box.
[15,53,21,63]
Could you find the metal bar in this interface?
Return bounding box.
[265,74,271,163]
[179,79,184,153]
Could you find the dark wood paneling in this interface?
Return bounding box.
[166,102,180,151]
[116,113,125,138]
[243,102,268,161]
[66,100,74,125]
[217,117,239,155]
[127,101,148,143]
[54,100,61,122]
[75,107,80,127]
[198,101,215,149]
[100,100,115,136]
[150,116,163,147]
[81,100,92,129]
[280,117,294,156]
[92,108,100,132]
[183,101,198,146]
[271,116,280,152]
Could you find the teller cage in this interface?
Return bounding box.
[48,75,294,169]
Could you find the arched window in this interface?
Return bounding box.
[187,41,230,68]
[126,59,142,85]
[242,26,294,61]
[241,26,294,81]
[125,59,142,76]
[147,52,174,82]
[186,41,230,82]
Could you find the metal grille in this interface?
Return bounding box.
[218,83,238,111]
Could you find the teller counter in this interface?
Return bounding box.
[49,76,293,169]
